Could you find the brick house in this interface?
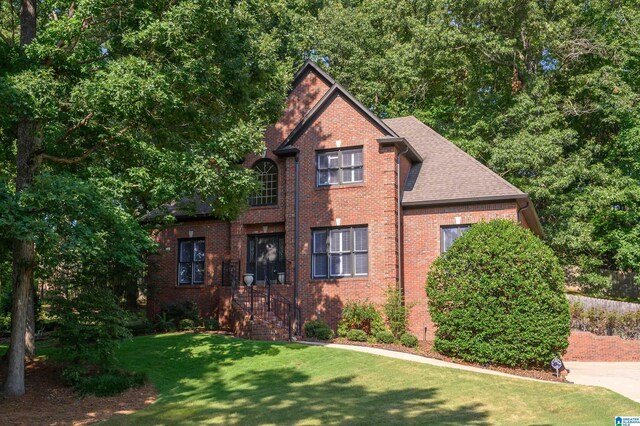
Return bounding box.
[145,61,542,340]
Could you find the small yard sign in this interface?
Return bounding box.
[551,357,562,377]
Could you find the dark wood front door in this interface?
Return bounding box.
[247,233,285,284]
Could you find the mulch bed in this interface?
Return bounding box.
[0,359,157,425]
[303,337,567,382]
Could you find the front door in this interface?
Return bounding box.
[247,233,285,284]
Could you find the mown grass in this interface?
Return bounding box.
[94,333,640,425]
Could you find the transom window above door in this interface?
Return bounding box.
[178,238,205,285]
[316,148,363,186]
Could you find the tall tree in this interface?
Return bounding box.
[310,0,640,289]
[0,0,291,396]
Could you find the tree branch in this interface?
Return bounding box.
[55,112,94,144]
[42,125,130,164]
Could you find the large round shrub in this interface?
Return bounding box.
[426,220,570,367]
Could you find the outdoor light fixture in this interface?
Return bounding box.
[243,273,254,286]
[277,272,285,285]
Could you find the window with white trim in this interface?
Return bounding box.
[441,225,471,253]
[249,159,278,206]
[316,148,363,186]
[178,238,205,285]
[312,227,368,278]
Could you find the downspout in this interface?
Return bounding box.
[517,200,530,225]
[294,154,300,335]
[397,145,409,292]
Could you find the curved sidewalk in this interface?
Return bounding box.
[298,341,549,382]
[299,341,640,403]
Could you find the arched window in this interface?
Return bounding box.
[249,159,278,206]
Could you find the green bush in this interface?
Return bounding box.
[303,319,334,340]
[178,318,195,331]
[160,300,200,325]
[384,287,412,338]
[337,301,384,337]
[155,313,176,332]
[346,329,368,342]
[570,302,640,339]
[426,220,570,367]
[375,330,396,344]
[203,318,221,331]
[125,318,154,336]
[50,288,131,368]
[400,332,419,348]
[62,366,146,397]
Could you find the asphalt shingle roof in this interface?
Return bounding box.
[384,116,526,205]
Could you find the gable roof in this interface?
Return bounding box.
[384,116,543,234]
[384,116,524,204]
[292,60,335,89]
[275,63,399,154]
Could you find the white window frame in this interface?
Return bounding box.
[312,227,368,278]
[316,148,364,187]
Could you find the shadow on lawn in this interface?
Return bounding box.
[124,334,490,425]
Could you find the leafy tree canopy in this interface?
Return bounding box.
[302,0,640,286]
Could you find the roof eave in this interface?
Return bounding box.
[276,82,398,152]
[402,194,528,208]
[377,136,423,163]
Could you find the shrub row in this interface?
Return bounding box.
[570,302,640,339]
[124,300,221,335]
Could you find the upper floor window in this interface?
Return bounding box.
[249,159,278,206]
[312,226,368,278]
[441,225,471,253]
[317,148,363,186]
[178,238,205,285]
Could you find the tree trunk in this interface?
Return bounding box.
[25,284,35,362]
[4,1,40,397]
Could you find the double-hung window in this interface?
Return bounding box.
[312,227,368,278]
[317,148,363,186]
[441,225,471,253]
[178,239,205,285]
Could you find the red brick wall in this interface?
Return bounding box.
[565,331,640,361]
[146,220,230,319]
[402,202,520,340]
[293,93,400,329]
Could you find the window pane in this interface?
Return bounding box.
[327,153,339,168]
[353,166,363,182]
[194,240,205,261]
[342,151,355,167]
[317,153,329,169]
[250,160,278,206]
[318,169,329,185]
[179,241,194,262]
[328,169,339,184]
[353,149,363,166]
[313,231,327,253]
[313,254,328,278]
[442,226,470,252]
[179,262,192,284]
[330,229,350,253]
[355,253,368,275]
[342,168,354,183]
[330,253,352,276]
[353,228,368,252]
[193,262,205,283]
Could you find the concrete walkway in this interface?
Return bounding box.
[565,361,640,403]
[299,341,640,404]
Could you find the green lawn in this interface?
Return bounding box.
[95,333,640,425]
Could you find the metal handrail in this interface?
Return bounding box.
[231,284,298,340]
